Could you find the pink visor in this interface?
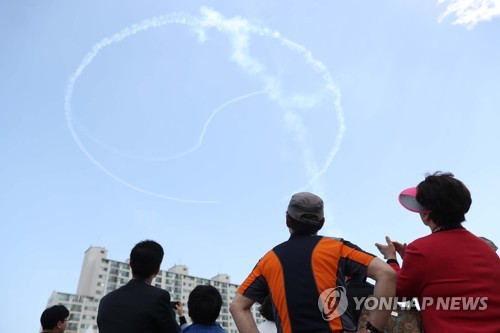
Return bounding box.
[398,187,431,213]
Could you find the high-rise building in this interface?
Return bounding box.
[46,246,263,333]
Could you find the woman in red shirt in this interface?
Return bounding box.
[376,172,500,333]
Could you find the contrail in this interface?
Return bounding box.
[65,13,219,203]
[65,7,345,202]
[73,90,266,161]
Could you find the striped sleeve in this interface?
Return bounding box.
[237,253,271,304]
[339,239,376,278]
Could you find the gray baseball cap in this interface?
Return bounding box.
[287,192,324,224]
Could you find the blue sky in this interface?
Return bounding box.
[1,1,499,332]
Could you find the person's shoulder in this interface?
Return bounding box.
[100,282,126,299]
[211,323,226,333]
[321,236,366,251]
[314,236,375,260]
[321,236,343,243]
[144,282,171,296]
[98,285,122,309]
[126,279,171,297]
[411,228,467,246]
[407,233,445,253]
[408,233,433,246]
[320,236,347,248]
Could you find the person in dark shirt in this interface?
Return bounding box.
[181,285,225,333]
[97,240,180,333]
[231,192,396,333]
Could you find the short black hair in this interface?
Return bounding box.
[130,240,164,279]
[259,295,274,322]
[40,305,69,329]
[188,285,222,324]
[287,213,324,235]
[417,172,472,227]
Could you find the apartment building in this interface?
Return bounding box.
[46,246,263,333]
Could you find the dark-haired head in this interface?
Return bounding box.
[40,305,69,330]
[286,213,324,235]
[130,240,164,279]
[188,285,222,324]
[416,172,472,228]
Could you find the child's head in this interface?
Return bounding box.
[188,285,223,324]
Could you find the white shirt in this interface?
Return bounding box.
[257,320,277,333]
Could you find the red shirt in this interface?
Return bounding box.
[389,228,500,333]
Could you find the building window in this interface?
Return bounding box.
[70,305,82,312]
[67,323,78,331]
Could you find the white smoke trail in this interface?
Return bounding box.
[65,13,219,203]
[65,7,345,202]
[73,90,266,161]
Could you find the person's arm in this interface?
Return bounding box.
[156,292,181,333]
[365,257,397,332]
[230,294,259,333]
[376,237,427,298]
[392,242,427,297]
[175,303,188,330]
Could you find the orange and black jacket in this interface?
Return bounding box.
[238,234,374,333]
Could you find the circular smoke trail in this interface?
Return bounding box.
[65,7,345,202]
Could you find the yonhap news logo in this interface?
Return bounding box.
[318,287,348,320]
[317,288,489,321]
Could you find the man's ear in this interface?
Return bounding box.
[317,219,325,231]
[286,214,291,228]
